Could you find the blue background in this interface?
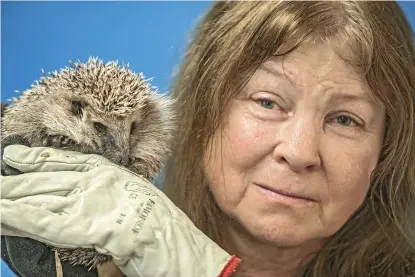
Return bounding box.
[1,1,414,276]
[1,2,414,102]
[1,1,213,102]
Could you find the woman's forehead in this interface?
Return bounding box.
[242,42,384,111]
[270,42,361,77]
[255,43,364,90]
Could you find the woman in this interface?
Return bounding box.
[1,1,414,277]
[164,1,415,276]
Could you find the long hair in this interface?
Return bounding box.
[164,2,415,276]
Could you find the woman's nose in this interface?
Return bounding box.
[273,117,321,172]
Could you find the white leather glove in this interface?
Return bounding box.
[0,145,240,277]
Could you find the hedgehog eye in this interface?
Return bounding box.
[93,122,107,133]
[130,121,137,133]
[71,100,86,118]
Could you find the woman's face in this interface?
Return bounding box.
[205,42,385,248]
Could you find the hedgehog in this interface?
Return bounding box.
[1,57,176,277]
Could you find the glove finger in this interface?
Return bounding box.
[13,194,77,214]
[1,199,61,232]
[3,145,105,173]
[1,171,85,199]
[0,200,81,248]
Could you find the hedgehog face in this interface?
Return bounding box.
[41,90,172,179]
[68,98,135,166]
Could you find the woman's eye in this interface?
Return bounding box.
[335,115,357,127]
[258,99,276,109]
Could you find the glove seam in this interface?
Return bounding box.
[4,156,99,169]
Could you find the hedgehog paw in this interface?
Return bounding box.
[43,135,75,148]
[1,160,22,176]
[1,135,30,176]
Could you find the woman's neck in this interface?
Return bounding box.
[223,223,325,277]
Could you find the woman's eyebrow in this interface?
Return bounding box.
[326,92,381,111]
[328,92,375,104]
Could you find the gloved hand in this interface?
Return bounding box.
[0,145,240,277]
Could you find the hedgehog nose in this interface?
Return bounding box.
[112,154,130,166]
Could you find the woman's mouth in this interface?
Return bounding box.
[255,183,315,205]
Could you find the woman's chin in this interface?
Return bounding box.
[232,214,327,249]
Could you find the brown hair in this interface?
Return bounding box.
[164,2,415,276]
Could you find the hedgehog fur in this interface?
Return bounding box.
[2,57,176,179]
[1,57,176,274]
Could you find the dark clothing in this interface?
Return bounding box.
[1,236,97,277]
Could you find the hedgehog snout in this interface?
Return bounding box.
[105,152,130,167]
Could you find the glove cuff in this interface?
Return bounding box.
[218,255,241,277]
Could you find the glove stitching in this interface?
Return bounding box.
[7,188,75,200]
[4,156,98,168]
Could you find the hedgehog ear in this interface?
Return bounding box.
[71,100,87,118]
